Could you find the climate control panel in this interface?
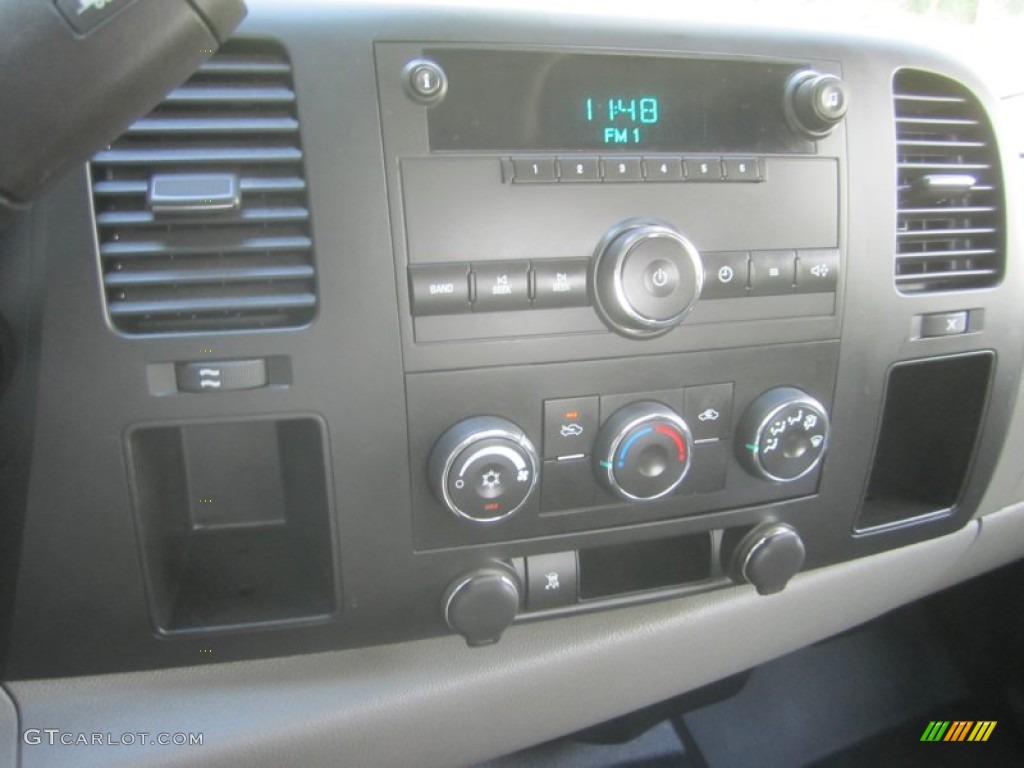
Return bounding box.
[412,343,837,549]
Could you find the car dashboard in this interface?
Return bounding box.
[1,1,1024,766]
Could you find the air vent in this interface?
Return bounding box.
[894,69,1004,293]
[90,40,316,334]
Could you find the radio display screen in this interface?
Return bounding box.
[425,49,814,154]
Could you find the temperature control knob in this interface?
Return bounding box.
[593,401,694,501]
[736,387,829,483]
[428,416,540,523]
[590,218,704,339]
[785,70,849,138]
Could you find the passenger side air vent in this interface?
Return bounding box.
[894,69,1004,294]
[90,40,316,334]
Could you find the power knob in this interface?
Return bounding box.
[590,218,704,339]
[428,416,540,523]
[736,387,829,483]
[785,70,849,138]
[593,401,694,501]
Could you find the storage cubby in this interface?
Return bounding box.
[857,352,993,531]
[128,417,337,633]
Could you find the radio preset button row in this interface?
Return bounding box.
[508,156,763,184]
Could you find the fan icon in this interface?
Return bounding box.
[481,470,501,490]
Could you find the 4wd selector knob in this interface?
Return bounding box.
[590,218,704,339]
[428,416,539,523]
[593,401,694,501]
[736,387,830,483]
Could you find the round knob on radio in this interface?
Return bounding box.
[590,218,704,339]
[785,70,849,138]
[728,523,806,595]
[736,387,829,483]
[593,401,694,501]
[428,416,539,523]
[443,565,521,646]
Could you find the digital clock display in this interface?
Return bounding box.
[425,50,812,154]
[584,97,661,145]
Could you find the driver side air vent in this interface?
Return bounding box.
[90,40,316,334]
[894,69,1004,293]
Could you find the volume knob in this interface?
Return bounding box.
[590,218,704,339]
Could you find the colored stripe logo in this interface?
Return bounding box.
[920,720,996,742]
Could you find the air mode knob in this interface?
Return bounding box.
[736,387,830,483]
[590,218,704,339]
[593,401,694,501]
[428,416,540,523]
[785,70,849,138]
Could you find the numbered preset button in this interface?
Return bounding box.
[557,157,600,182]
[643,156,685,181]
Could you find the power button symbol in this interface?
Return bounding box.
[643,259,678,298]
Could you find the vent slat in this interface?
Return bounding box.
[895,269,997,282]
[100,235,312,258]
[894,93,967,104]
[895,117,979,127]
[93,146,303,166]
[895,248,998,259]
[164,86,296,104]
[127,116,300,135]
[896,228,996,239]
[96,207,309,227]
[105,264,315,288]
[89,41,317,334]
[893,69,1004,294]
[108,293,317,318]
[896,139,986,150]
[899,206,995,215]
[198,57,292,75]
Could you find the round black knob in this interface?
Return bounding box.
[402,58,448,105]
[590,218,704,339]
[736,387,829,483]
[785,71,849,138]
[729,523,806,596]
[428,416,539,523]
[593,401,694,501]
[443,566,520,647]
